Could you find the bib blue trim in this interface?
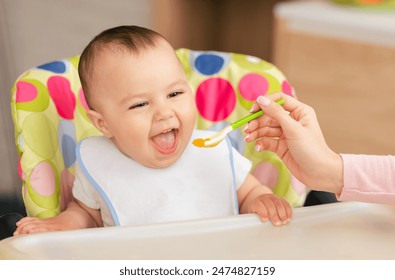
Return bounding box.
[225,136,239,214]
[76,141,120,226]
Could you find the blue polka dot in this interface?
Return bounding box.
[58,120,76,168]
[37,61,66,73]
[62,135,76,168]
[195,54,224,75]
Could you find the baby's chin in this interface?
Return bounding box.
[142,155,181,169]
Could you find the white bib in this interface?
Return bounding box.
[75,130,251,226]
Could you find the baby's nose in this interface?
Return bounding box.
[154,107,175,122]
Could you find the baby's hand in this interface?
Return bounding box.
[247,194,292,226]
[14,216,63,235]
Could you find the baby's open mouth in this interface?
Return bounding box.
[151,128,178,153]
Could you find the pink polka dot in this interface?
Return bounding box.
[47,76,76,119]
[17,158,26,180]
[282,80,293,96]
[79,88,89,110]
[16,81,38,103]
[238,73,269,101]
[195,78,236,122]
[253,162,279,190]
[29,161,56,196]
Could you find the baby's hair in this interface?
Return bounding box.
[78,25,166,109]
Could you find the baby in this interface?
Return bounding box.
[15,25,291,235]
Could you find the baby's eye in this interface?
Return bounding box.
[167,91,183,98]
[129,102,148,110]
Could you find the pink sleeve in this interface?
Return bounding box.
[338,154,395,204]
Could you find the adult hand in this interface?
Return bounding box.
[244,93,343,194]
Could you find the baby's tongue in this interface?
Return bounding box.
[152,130,175,150]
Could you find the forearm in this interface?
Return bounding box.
[14,200,99,235]
[338,154,395,204]
[55,200,99,230]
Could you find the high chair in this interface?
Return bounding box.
[11,49,307,218]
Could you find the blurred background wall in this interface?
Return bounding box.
[0,0,289,213]
[153,0,287,59]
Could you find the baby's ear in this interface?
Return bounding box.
[87,110,112,138]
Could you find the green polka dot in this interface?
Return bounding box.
[36,209,60,218]
[22,113,58,159]
[238,95,253,110]
[263,73,282,94]
[16,79,50,112]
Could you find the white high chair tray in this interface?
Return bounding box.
[1,202,394,259]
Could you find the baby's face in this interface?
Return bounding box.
[90,39,196,168]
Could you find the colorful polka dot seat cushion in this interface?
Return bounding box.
[11,49,306,218]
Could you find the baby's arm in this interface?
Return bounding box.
[14,199,103,235]
[237,174,292,226]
